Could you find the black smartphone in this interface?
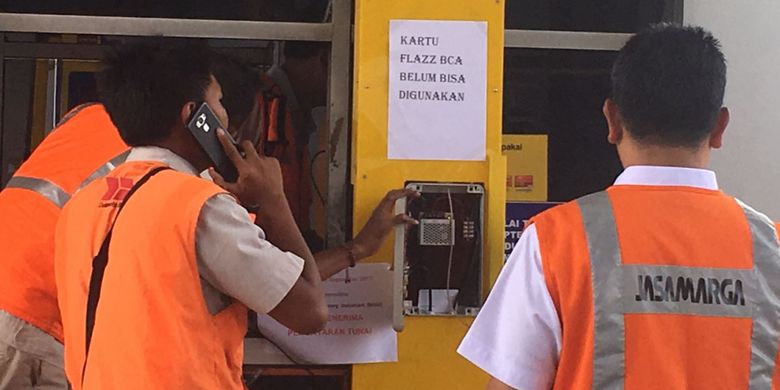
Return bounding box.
[187,102,239,182]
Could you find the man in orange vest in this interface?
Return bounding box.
[213,54,419,281]
[55,42,327,389]
[0,103,128,388]
[459,24,780,389]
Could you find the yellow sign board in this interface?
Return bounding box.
[502,134,548,201]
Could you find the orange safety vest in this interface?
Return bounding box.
[531,185,780,389]
[55,161,247,389]
[255,77,313,233]
[0,103,128,341]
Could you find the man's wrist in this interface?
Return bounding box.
[254,201,294,226]
[344,243,358,268]
[262,187,287,203]
[346,240,367,263]
[252,191,288,214]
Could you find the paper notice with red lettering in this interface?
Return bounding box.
[256,263,397,364]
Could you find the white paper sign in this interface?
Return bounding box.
[256,263,397,364]
[388,19,488,161]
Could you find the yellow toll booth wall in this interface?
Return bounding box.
[351,0,506,388]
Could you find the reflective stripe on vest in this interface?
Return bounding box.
[738,199,780,388]
[4,176,70,208]
[78,150,130,190]
[3,150,129,209]
[577,191,780,389]
[55,102,101,129]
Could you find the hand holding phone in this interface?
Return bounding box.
[209,129,287,211]
[187,102,239,182]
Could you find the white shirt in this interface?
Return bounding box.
[457,165,719,390]
[127,146,304,315]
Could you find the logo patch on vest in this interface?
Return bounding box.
[100,177,134,207]
[621,265,755,318]
[634,275,746,306]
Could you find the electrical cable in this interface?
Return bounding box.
[322,0,333,23]
[310,149,327,205]
[432,195,466,213]
[445,189,456,314]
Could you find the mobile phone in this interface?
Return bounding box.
[187,102,239,182]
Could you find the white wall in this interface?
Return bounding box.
[686,1,780,220]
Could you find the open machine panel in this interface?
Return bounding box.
[393,182,484,331]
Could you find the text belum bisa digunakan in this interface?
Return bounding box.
[397,35,468,102]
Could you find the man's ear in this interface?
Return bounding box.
[603,99,624,145]
[709,107,729,149]
[180,102,196,126]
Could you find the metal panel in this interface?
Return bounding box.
[505,29,632,51]
[0,13,332,42]
[44,59,59,134]
[243,338,294,365]
[3,42,107,60]
[325,0,352,246]
[3,45,273,66]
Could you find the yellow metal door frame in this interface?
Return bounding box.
[351,1,506,388]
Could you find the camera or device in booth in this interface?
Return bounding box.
[392,182,485,332]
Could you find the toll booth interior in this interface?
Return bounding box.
[0,2,349,387]
[0,34,347,389]
[0,1,681,389]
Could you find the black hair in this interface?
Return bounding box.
[97,40,213,146]
[611,24,727,147]
[211,55,263,129]
[283,40,329,60]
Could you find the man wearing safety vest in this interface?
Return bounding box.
[459,24,780,389]
[55,42,328,389]
[0,103,128,388]
[0,45,414,389]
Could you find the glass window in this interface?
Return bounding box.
[0,34,278,185]
[1,58,36,185]
[503,48,622,202]
[505,0,683,33]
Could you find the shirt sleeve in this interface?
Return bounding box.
[457,224,562,390]
[195,193,304,314]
